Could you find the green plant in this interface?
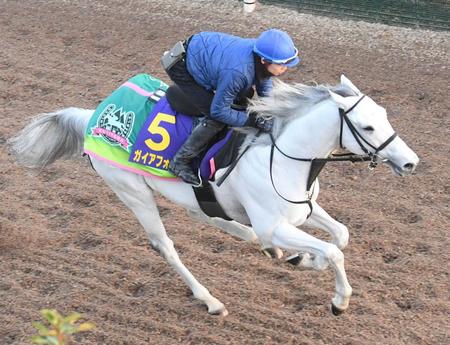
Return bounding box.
[31,309,95,345]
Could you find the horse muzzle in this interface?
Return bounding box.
[377,136,419,177]
[385,158,419,176]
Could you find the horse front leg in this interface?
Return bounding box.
[271,222,352,314]
[286,202,349,269]
[304,202,349,250]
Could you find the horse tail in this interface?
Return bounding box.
[9,107,93,169]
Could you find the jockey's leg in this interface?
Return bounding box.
[165,52,226,185]
[169,119,226,185]
[187,210,258,242]
[92,158,228,316]
[165,56,214,116]
[271,222,352,313]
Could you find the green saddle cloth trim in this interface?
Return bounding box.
[84,73,175,178]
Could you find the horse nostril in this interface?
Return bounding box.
[403,162,415,171]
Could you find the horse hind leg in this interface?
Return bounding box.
[92,159,228,316]
[286,252,329,270]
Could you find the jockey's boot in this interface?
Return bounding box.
[169,119,225,185]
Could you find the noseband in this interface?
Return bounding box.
[339,95,397,169]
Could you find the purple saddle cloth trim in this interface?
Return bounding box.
[130,96,193,171]
[200,130,233,180]
[130,96,232,180]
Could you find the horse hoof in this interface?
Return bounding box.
[209,307,229,317]
[331,303,345,316]
[286,253,303,266]
[261,248,278,259]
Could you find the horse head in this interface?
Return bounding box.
[329,75,419,176]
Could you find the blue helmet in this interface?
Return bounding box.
[253,29,300,67]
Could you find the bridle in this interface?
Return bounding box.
[269,94,398,212]
[338,95,397,169]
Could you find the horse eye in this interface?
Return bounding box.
[363,126,374,131]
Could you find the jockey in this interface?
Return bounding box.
[162,29,300,185]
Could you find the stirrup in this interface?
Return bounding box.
[169,161,202,186]
[178,169,201,186]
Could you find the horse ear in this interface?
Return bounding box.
[340,75,361,95]
[329,90,349,110]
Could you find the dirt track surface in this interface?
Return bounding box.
[1,1,449,344]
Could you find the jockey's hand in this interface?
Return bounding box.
[245,112,274,133]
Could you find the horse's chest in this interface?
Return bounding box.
[283,204,311,226]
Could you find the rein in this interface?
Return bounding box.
[269,94,397,209]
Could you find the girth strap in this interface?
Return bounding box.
[193,182,232,220]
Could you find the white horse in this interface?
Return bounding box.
[9,75,419,316]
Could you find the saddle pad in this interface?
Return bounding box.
[130,99,237,180]
[129,97,194,173]
[84,74,175,178]
[200,131,246,180]
[84,73,245,181]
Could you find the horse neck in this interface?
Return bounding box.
[276,100,340,158]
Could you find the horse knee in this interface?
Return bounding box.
[324,244,344,265]
[150,241,160,254]
[335,225,349,249]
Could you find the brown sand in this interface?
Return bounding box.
[0,1,449,344]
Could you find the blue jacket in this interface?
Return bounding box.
[186,32,273,127]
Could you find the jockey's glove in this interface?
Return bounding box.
[245,112,274,133]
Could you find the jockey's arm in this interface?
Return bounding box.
[210,70,249,127]
[256,77,273,97]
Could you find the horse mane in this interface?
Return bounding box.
[243,79,358,144]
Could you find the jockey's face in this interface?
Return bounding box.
[261,59,288,76]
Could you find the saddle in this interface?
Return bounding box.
[166,84,201,116]
[166,84,254,115]
[165,84,252,177]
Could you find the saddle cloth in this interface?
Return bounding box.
[84,73,244,181]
